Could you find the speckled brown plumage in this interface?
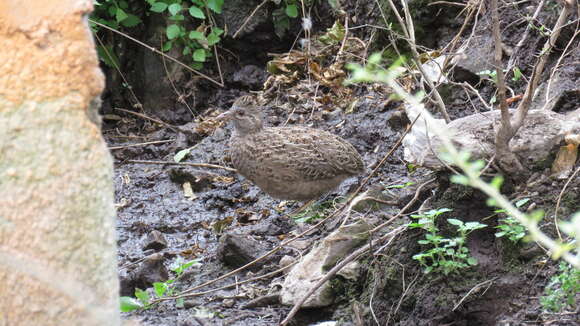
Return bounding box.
[218,96,364,201]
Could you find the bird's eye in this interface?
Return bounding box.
[236,110,245,117]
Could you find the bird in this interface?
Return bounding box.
[217,95,364,201]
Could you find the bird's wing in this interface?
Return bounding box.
[253,127,363,181]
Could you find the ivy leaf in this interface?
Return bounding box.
[193,48,206,62]
[189,6,206,19]
[168,3,182,16]
[166,24,180,40]
[207,0,224,13]
[120,296,143,312]
[285,4,298,18]
[150,2,168,13]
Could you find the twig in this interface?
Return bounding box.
[89,19,224,87]
[506,0,546,73]
[554,165,580,241]
[159,36,196,118]
[114,107,182,133]
[452,279,495,311]
[279,226,407,326]
[151,261,297,304]
[93,33,144,111]
[384,0,451,122]
[125,159,236,172]
[108,139,174,150]
[232,0,269,39]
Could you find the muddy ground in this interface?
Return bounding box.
[100,1,579,325]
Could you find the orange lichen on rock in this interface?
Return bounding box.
[0,0,103,107]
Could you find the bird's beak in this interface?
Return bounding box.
[216,110,233,122]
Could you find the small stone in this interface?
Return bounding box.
[217,233,267,270]
[143,230,167,251]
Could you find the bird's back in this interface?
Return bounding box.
[229,126,363,200]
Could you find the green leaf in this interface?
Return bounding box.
[115,8,128,23]
[189,6,206,19]
[121,14,142,27]
[150,2,168,13]
[96,45,120,68]
[176,297,185,308]
[193,48,206,62]
[450,174,469,185]
[212,27,224,36]
[515,198,530,208]
[134,288,150,304]
[169,14,185,21]
[207,0,224,13]
[189,31,205,40]
[168,3,182,16]
[191,62,203,70]
[120,296,143,312]
[467,257,477,265]
[174,147,192,163]
[166,24,180,40]
[162,41,173,52]
[153,282,168,297]
[285,4,298,18]
[447,218,463,226]
[207,32,220,46]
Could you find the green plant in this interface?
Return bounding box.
[120,257,200,312]
[292,199,334,224]
[272,0,301,38]
[347,53,579,267]
[409,208,487,275]
[146,0,224,70]
[495,198,530,243]
[540,262,580,312]
[91,0,142,30]
[90,0,224,70]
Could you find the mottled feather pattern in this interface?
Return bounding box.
[225,97,364,201]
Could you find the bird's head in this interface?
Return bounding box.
[217,95,263,136]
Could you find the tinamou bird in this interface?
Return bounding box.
[217,95,364,201]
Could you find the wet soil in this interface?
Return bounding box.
[101,1,579,325]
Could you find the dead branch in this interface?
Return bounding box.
[493,0,574,174]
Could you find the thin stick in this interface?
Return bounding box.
[93,33,144,110]
[126,159,236,172]
[108,139,174,150]
[554,165,580,241]
[90,19,224,87]
[280,226,406,326]
[232,0,269,39]
[114,108,182,133]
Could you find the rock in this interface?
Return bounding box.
[217,233,268,269]
[403,105,580,171]
[231,65,268,89]
[143,230,168,251]
[279,255,295,273]
[280,220,371,307]
[530,53,579,113]
[118,253,169,296]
